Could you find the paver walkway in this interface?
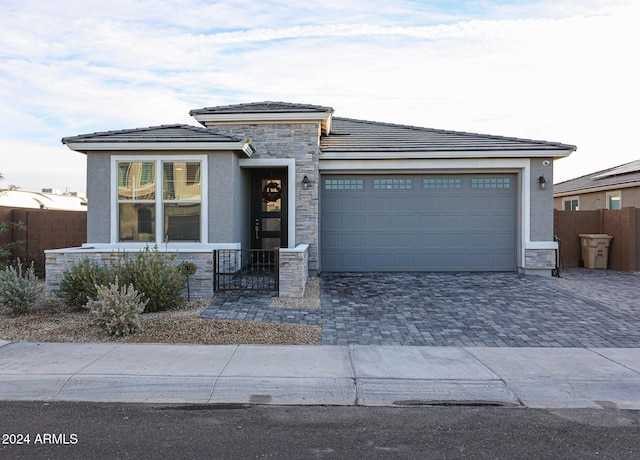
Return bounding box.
[201,269,640,347]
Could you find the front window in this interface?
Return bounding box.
[163,162,201,242]
[115,157,205,243]
[118,162,157,241]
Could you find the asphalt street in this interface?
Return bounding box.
[2,402,640,459]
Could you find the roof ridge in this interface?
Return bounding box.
[190,101,334,115]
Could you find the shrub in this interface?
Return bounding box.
[56,248,186,313]
[0,221,26,269]
[117,247,186,312]
[0,259,41,316]
[57,258,114,308]
[87,281,147,336]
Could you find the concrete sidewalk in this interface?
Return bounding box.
[1,340,640,409]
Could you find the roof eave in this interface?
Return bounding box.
[319,148,575,160]
[63,141,253,157]
[553,180,640,197]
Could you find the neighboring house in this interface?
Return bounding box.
[46,101,575,298]
[0,189,87,211]
[554,159,640,211]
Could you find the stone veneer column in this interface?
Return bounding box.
[206,123,320,272]
[278,244,309,298]
[524,249,556,275]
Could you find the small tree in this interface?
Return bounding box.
[0,173,26,268]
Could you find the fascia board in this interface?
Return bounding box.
[65,141,252,155]
[318,157,528,172]
[193,112,332,124]
[319,149,573,160]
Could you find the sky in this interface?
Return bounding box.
[1,0,638,195]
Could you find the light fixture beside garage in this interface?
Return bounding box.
[538,176,547,190]
[302,174,311,189]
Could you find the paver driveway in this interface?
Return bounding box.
[203,269,640,347]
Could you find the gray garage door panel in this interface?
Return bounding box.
[321,174,517,271]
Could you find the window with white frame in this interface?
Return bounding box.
[562,197,579,211]
[115,156,205,243]
[606,191,621,210]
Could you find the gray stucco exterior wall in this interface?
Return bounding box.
[235,161,251,250]
[529,158,554,241]
[208,152,241,244]
[86,152,111,244]
[86,150,244,246]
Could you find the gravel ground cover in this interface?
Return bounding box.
[0,279,321,345]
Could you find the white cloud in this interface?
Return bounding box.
[1,0,639,192]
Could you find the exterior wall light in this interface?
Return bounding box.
[538,176,547,190]
[302,175,311,189]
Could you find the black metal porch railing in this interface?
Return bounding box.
[213,249,279,291]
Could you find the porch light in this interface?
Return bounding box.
[302,175,310,189]
[538,176,547,190]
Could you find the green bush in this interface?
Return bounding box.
[87,281,147,336]
[117,247,186,312]
[57,248,186,312]
[0,259,41,316]
[57,258,114,308]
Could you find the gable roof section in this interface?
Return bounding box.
[554,159,640,196]
[62,124,254,156]
[320,118,576,159]
[190,101,334,134]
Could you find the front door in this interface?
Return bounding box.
[251,169,288,250]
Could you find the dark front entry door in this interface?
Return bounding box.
[251,169,288,250]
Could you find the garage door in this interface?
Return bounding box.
[320,174,517,271]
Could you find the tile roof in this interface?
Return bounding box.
[189,101,334,115]
[553,159,640,195]
[61,124,246,144]
[321,117,576,153]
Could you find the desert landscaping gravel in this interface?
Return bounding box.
[0,280,321,345]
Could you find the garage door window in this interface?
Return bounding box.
[423,178,461,189]
[373,178,412,190]
[472,177,511,189]
[325,179,363,190]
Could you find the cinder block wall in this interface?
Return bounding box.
[0,207,13,251]
[0,206,87,270]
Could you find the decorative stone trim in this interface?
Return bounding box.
[44,247,219,299]
[525,248,556,270]
[278,244,309,298]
